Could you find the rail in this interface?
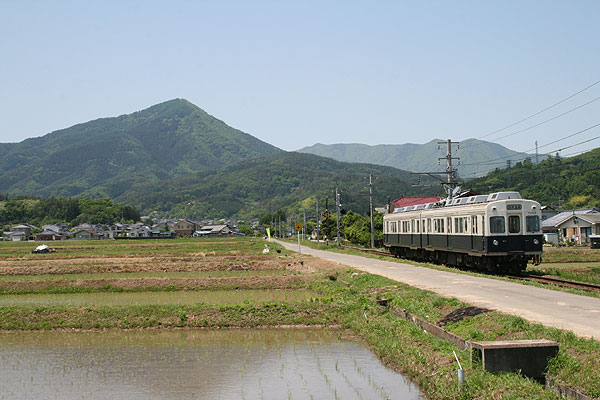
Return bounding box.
[506,274,600,294]
[342,246,600,294]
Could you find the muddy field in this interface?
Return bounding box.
[0,238,341,294]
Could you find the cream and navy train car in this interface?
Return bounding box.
[383,192,543,273]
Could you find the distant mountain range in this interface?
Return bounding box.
[297,140,537,178]
[0,99,541,219]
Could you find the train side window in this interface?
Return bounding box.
[490,216,505,234]
[472,215,478,234]
[427,219,431,233]
[526,216,540,232]
[464,217,469,234]
[441,218,445,233]
[508,215,521,233]
[481,216,485,235]
[447,217,452,233]
[416,220,420,233]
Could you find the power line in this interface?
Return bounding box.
[462,122,600,166]
[484,95,600,143]
[478,79,600,140]
[537,122,600,150]
[466,136,600,173]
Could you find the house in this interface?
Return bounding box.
[7,231,28,242]
[41,224,69,234]
[193,225,231,237]
[72,229,102,240]
[541,205,559,221]
[173,219,197,237]
[127,226,153,238]
[36,229,66,241]
[542,209,600,245]
[390,196,442,212]
[11,224,35,238]
[109,223,128,238]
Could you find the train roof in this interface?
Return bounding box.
[390,191,524,214]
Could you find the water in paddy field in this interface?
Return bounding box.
[0,328,424,400]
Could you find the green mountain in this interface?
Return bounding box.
[0,100,443,220]
[466,148,600,209]
[0,99,281,198]
[116,151,440,220]
[297,139,536,179]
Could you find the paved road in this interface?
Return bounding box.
[274,240,600,339]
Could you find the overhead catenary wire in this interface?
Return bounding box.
[455,80,600,158]
[467,160,600,179]
[461,122,600,167]
[483,95,600,143]
[477,79,600,140]
[465,138,600,176]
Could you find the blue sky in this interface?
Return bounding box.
[2,1,599,156]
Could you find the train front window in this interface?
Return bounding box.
[526,215,540,232]
[490,216,505,234]
[508,215,521,233]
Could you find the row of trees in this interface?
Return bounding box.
[260,208,383,247]
[0,196,140,228]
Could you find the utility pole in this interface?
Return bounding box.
[369,174,375,248]
[535,141,539,164]
[558,196,562,211]
[438,139,460,198]
[303,209,306,240]
[325,197,329,245]
[412,139,460,198]
[507,160,512,187]
[335,188,341,247]
[315,199,319,241]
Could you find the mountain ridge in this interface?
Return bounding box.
[297,139,537,178]
[0,99,281,199]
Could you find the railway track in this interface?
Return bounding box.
[343,246,395,258]
[506,274,600,294]
[342,246,600,294]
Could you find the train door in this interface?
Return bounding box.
[426,218,431,247]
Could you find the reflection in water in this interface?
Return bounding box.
[0,328,424,400]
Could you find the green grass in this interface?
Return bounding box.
[0,236,597,399]
[0,237,291,259]
[542,246,600,263]
[0,289,317,307]
[527,262,600,285]
[283,238,600,297]
[0,270,291,282]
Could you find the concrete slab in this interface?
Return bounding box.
[470,339,559,379]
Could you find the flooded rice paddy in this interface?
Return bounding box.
[0,328,423,399]
[0,289,316,307]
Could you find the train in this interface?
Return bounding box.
[383,192,543,273]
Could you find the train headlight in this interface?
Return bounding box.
[493,239,499,246]
[533,239,539,245]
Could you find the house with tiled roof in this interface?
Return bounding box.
[390,196,442,212]
[542,208,600,244]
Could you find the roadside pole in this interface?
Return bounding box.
[295,223,302,255]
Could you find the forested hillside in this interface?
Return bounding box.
[0,99,280,198]
[118,152,440,220]
[0,196,140,227]
[467,148,600,209]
